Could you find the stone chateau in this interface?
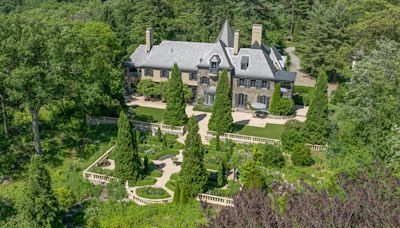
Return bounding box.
[125,20,296,111]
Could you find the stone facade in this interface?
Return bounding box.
[231,77,275,110]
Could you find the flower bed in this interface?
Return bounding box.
[136,187,170,199]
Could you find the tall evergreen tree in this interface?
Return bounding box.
[179,117,207,201]
[164,63,188,126]
[115,111,141,183]
[305,68,328,145]
[269,83,281,115]
[23,155,59,227]
[208,70,233,133]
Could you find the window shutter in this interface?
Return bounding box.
[256,80,261,89]
[237,78,240,87]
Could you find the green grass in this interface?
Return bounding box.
[130,106,165,123]
[136,187,170,199]
[233,123,285,139]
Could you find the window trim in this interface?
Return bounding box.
[144,69,153,77]
[189,72,198,81]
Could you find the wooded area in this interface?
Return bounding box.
[0,0,399,227]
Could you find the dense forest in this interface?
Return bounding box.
[0,0,399,227]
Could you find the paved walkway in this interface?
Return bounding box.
[126,96,307,128]
[127,150,183,203]
[285,47,337,96]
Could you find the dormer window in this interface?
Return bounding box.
[241,56,249,70]
[209,55,221,74]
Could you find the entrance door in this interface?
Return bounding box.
[237,93,247,108]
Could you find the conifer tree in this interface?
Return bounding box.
[164,63,187,126]
[217,163,225,187]
[173,184,181,204]
[305,68,328,145]
[23,155,59,227]
[208,70,233,133]
[115,111,141,183]
[269,83,281,115]
[179,117,208,200]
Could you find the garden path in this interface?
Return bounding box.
[285,46,337,96]
[126,96,308,134]
[127,150,183,202]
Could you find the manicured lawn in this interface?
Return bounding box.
[233,123,285,139]
[130,106,165,123]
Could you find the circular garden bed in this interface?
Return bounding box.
[136,187,170,199]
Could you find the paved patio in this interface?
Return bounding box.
[126,96,307,129]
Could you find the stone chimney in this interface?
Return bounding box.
[146,28,154,52]
[233,30,240,55]
[251,24,262,48]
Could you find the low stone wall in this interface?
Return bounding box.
[197,194,234,207]
[205,131,281,146]
[205,131,326,152]
[82,146,119,185]
[86,115,186,136]
[125,183,173,205]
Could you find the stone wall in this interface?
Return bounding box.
[231,77,275,109]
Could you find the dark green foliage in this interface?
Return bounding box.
[137,79,162,100]
[293,85,314,106]
[208,70,233,133]
[115,111,141,183]
[179,185,189,204]
[173,184,181,204]
[179,117,207,201]
[297,1,351,75]
[156,127,162,142]
[164,63,187,126]
[162,134,167,148]
[276,97,294,116]
[269,83,281,115]
[281,120,305,151]
[217,163,226,187]
[305,68,329,145]
[143,155,149,174]
[291,144,314,167]
[215,134,220,151]
[0,197,15,223]
[23,155,59,227]
[261,144,285,168]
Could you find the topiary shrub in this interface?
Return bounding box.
[291,144,314,167]
[276,98,294,116]
[261,144,285,168]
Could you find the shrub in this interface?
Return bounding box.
[133,176,157,186]
[261,144,285,168]
[269,83,281,114]
[276,98,294,116]
[150,169,162,178]
[281,120,305,151]
[137,79,162,100]
[136,187,170,199]
[291,144,314,167]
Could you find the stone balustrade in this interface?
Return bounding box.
[205,131,281,146]
[205,131,326,151]
[197,194,234,207]
[82,146,119,184]
[86,115,186,136]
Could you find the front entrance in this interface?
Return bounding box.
[204,93,215,105]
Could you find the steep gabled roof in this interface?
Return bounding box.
[215,20,234,47]
[130,41,213,71]
[197,40,233,69]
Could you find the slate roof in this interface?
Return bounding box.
[129,20,296,82]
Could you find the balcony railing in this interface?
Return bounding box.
[209,67,219,75]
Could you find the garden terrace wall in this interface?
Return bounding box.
[197,194,234,207]
[83,145,119,185]
[125,182,173,205]
[205,131,326,152]
[86,115,186,136]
